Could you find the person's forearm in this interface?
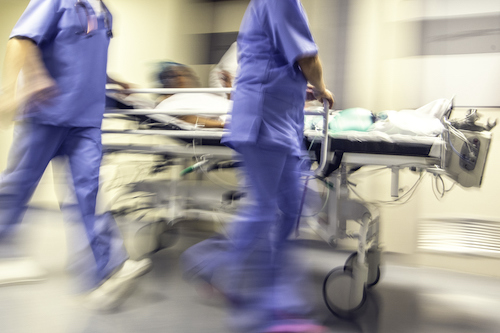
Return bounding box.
[107,75,118,85]
[2,37,53,97]
[179,115,224,128]
[297,55,326,93]
[1,38,32,95]
[107,75,130,89]
[297,54,334,108]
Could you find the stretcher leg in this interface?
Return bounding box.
[322,171,382,317]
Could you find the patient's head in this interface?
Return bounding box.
[158,64,201,89]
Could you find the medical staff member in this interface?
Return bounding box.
[0,0,151,310]
[182,0,334,332]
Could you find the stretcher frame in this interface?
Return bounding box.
[103,88,491,318]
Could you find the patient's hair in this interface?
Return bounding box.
[158,64,201,89]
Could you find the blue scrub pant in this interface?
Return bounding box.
[0,122,126,285]
[182,144,315,332]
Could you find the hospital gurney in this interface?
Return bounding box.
[304,98,492,317]
[103,88,241,253]
[103,89,493,317]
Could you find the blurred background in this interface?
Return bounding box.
[1,0,499,272]
[0,1,500,332]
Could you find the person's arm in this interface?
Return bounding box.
[1,38,29,97]
[297,54,334,109]
[0,37,57,126]
[107,75,131,90]
[0,39,25,126]
[179,115,224,128]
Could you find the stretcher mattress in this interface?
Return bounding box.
[305,131,442,158]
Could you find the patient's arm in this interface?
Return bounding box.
[107,75,132,90]
[179,115,224,128]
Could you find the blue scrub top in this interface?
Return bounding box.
[10,0,112,128]
[222,0,318,156]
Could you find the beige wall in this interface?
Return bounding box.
[105,0,249,87]
[338,0,500,275]
[106,0,188,87]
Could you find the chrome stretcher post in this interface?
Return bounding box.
[313,99,331,178]
[107,87,233,95]
[313,100,383,318]
[303,99,374,317]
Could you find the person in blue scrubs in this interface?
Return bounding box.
[182,0,334,332]
[0,0,151,310]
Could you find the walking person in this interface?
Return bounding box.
[0,0,151,310]
[182,0,334,331]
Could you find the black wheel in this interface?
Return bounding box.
[344,252,357,271]
[367,266,381,288]
[343,251,381,288]
[323,266,367,318]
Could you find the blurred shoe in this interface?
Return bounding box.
[192,279,243,307]
[264,322,328,333]
[84,258,152,311]
[0,257,47,286]
[193,279,228,306]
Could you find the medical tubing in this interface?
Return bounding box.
[191,140,239,190]
[180,160,209,176]
[433,175,446,199]
[443,119,475,162]
[299,176,330,218]
[349,171,426,206]
[432,174,456,199]
[295,176,310,237]
[383,172,426,205]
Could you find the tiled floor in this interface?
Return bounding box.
[1,209,500,333]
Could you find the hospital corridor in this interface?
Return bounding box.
[1,209,500,333]
[1,0,500,333]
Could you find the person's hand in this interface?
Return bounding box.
[0,91,18,129]
[306,84,316,101]
[20,73,60,114]
[106,75,135,95]
[312,87,334,109]
[117,81,133,90]
[23,84,60,114]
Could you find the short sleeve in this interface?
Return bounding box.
[10,0,58,44]
[266,0,318,65]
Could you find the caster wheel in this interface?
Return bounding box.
[344,252,381,288]
[344,252,357,270]
[157,220,180,249]
[134,219,179,255]
[328,236,338,248]
[323,266,367,318]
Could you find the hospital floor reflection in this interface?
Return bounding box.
[1,210,500,333]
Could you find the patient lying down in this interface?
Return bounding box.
[155,63,227,128]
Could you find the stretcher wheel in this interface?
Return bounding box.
[344,251,381,288]
[328,236,338,248]
[134,219,179,255]
[158,220,180,249]
[323,267,367,318]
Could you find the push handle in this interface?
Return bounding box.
[314,99,331,177]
